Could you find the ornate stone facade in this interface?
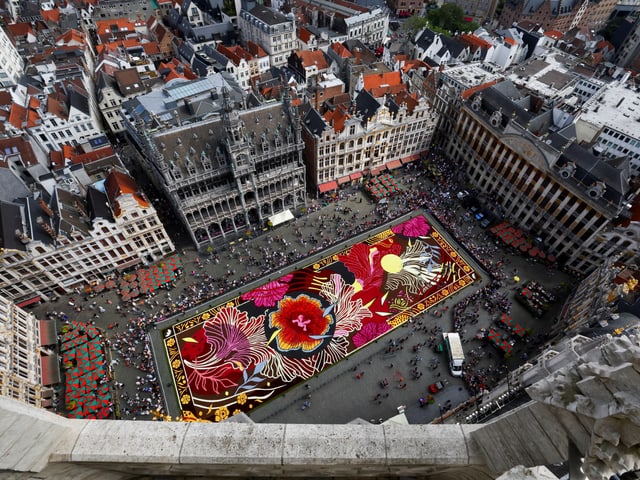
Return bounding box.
[136,89,306,248]
[527,334,640,478]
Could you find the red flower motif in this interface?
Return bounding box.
[392,216,431,238]
[184,306,271,395]
[269,295,333,353]
[352,321,391,348]
[179,328,209,362]
[241,273,293,307]
[338,241,401,291]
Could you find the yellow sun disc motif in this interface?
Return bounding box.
[381,254,403,274]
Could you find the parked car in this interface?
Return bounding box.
[480,218,491,228]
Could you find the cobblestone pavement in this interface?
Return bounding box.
[32,164,573,424]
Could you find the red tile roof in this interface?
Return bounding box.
[41,7,60,22]
[0,136,38,167]
[391,90,419,114]
[330,42,353,59]
[297,50,328,70]
[51,143,116,168]
[105,170,150,217]
[461,78,502,100]
[363,71,402,92]
[596,40,614,52]
[247,41,268,58]
[591,51,603,65]
[141,41,161,56]
[370,83,406,98]
[28,96,40,110]
[504,37,516,46]
[158,58,198,81]
[458,33,492,51]
[399,59,431,74]
[7,22,33,37]
[0,91,12,106]
[544,30,563,40]
[323,105,349,133]
[8,102,40,129]
[47,94,67,120]
[298,26,313,43]
[217,44,252,66]
[95,18,137,36]
[55,29,86,46]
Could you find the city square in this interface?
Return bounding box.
[1,0,639,473]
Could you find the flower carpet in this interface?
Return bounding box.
[163,215,477,421]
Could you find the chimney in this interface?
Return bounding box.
[355,47,361,65]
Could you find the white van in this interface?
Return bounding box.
[443,332,464,377]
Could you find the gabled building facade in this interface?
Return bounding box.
[302,89,438,195]
[238,6,296,67]
[0,295,54,409]
[0,164,174,303]
[7,80,103,156]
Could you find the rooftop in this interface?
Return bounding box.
[246,5,292,26]
[505,51,584,99]
[442,63,503,90]
[579,80,640,141]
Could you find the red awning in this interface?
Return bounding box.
[387,159,402,170]
[371,166,386,176]
[40,354,61,386]
[318,181,338,193]
[16,296,41,308]
[337,175,351,185]
[39,319,57,346]
[401,153,421,164]
[350,172,362,180]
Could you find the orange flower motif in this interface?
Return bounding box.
[214,406,229,422]
[269,294,333,354]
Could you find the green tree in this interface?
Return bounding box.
[598,16,624,41]
[427,3,478,34]
[222,0,236,16]
[402,15,428,36]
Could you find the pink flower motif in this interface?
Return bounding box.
[241,273,293,307]
[392,216,431,238]
[351,321,391,349]
[185,306,270,395]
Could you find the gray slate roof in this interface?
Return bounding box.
[248,5,291,25]
[152,100,298,177]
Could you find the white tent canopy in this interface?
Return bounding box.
[269,209,294,227]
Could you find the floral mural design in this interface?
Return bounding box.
[267,294,334,355]
[241,274,293,307]
[164,214,476,421]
